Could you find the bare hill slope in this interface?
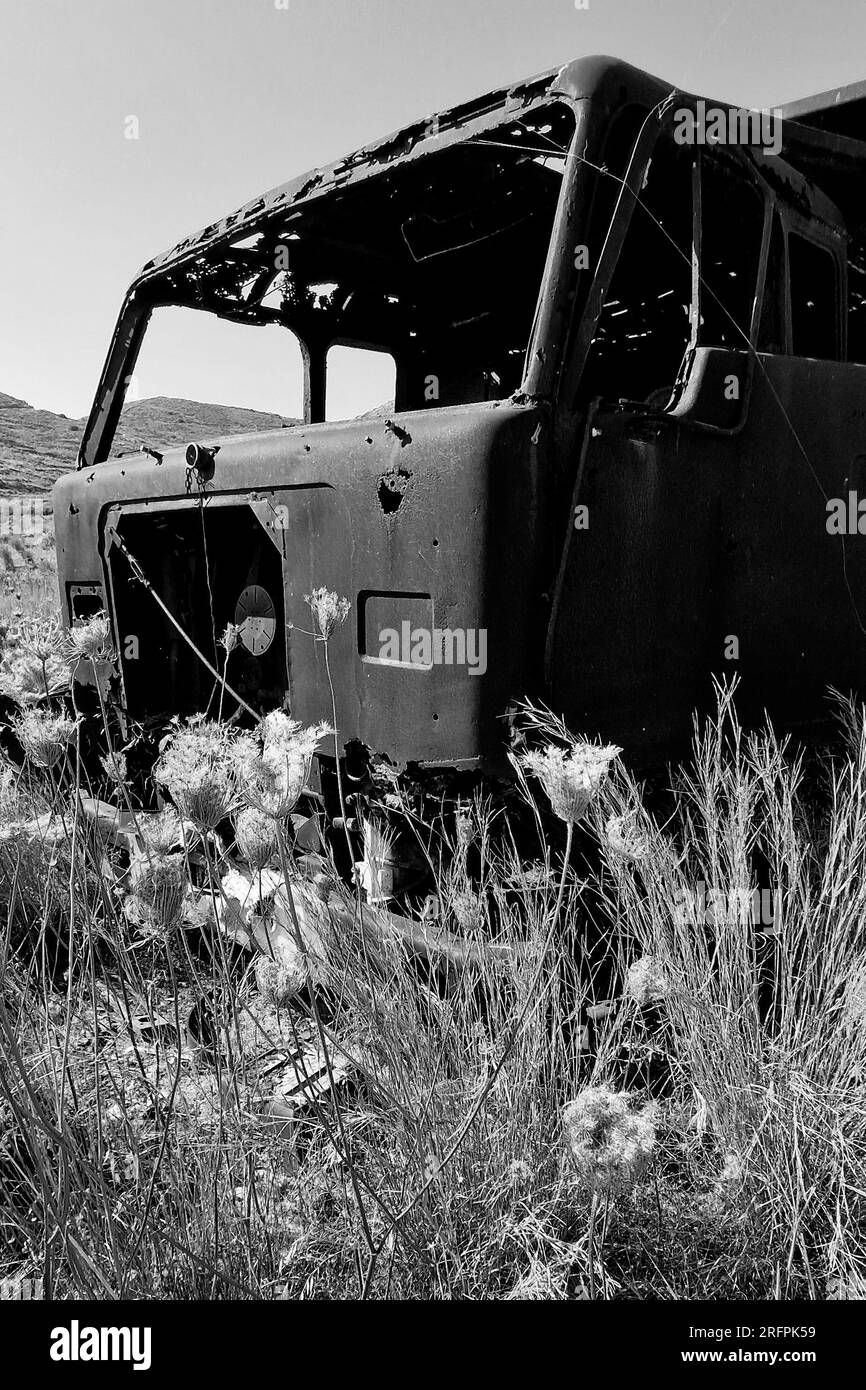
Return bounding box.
[0,394,301,499]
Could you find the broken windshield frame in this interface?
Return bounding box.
[82,101,580,464]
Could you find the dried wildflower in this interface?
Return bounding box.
[520,742,621,824]
[452,889,484,931]
[129,851,186,932]
[235,807,278,870]
[0,645,71,703]
[455,808,475,848]
[220,622,241,654]
[508,862,551,893]
[604,810,650,862]
[625,954,668,1008]
[305,587,351,640]
[15,617,64,663]
[254,952,308,1006]
[65,611,113,664]
[238,715,331,820]
[562,1086,656,1195]
[13,708,77,768]
[153,719,237,829]
[139,807,183,856]
[100,750,128,786]
[260,711,304,749]
[719,1150,744,1188]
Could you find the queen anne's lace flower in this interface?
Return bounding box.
[0,639,70,703]
[234,807,278,869]
[100,750,128,786]
[452,889,484,931]
[305,588,350,640]
[129,851,186,933]
[254,952,308,1005]
[13,708,78,768]
[15,617,65,664]
[237,716,331,820]
[139,808,184,857]
[153,720,237,829]
[562,1086,656,1194]
[625,954,668,1007]
[604,811,650,862]
[65,612,114,664]
[520,742,621,824]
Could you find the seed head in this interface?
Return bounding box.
[562,1086,656,1195]
[625,954,668,1008]
[139,808,183,856]
[604,811,650,862]
[65,611,113,664]
[238,715,331,819]
[452,889,484,931]
[15,617,65,664]
[100,750,128,786]
[0,647,71,704]
[129,852,186,932]
[520,742,621,824]
[254,951,308,1005]
[260,711,303,749]
[153,719,237,829]
[234,807,278,870]
[14,708,78,768]
[220,622,241,655]
[305,587,351,640]
[455,808,476,848]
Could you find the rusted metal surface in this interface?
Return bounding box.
[57,401,549,771]
[53,55,866,780]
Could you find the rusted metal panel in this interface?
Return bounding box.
[56,402,550,772]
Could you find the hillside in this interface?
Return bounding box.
[0,393,301,500]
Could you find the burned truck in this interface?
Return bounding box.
[53,55,866,798]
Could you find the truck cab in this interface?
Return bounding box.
[53,56,866,780]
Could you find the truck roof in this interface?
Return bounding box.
[128,58,866,289]
[135,55,672,283]
[781,79,866,139]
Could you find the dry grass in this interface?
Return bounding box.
[1,603,865,1299]
[0,531,57,625]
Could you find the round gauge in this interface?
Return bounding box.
[235,584,276,656]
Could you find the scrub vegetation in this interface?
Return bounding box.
[1,598,864,1301]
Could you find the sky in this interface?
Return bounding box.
[3,0,866,423]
